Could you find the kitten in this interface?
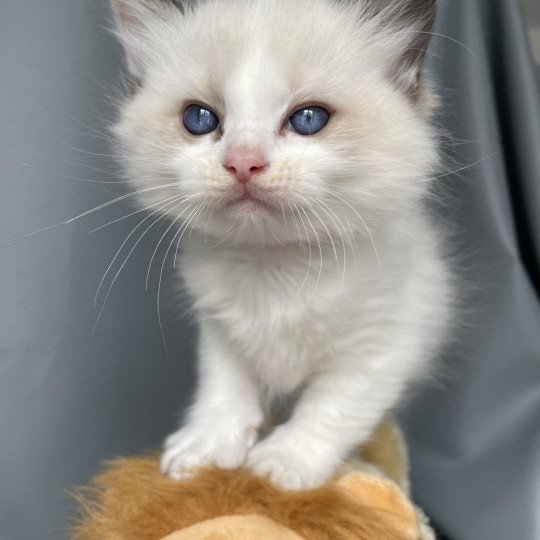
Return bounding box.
[109,0,452,490]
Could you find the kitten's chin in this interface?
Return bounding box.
[200,203,295,247]
[225,193,274,217]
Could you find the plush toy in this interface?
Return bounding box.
[73,418,435,539]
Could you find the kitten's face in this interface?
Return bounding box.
[112,0,437,245]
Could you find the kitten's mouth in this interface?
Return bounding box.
[225,190,273,214]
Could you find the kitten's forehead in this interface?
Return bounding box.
[223,49,288,120]
[176,0,367,104]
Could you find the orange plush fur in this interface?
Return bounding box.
[74,459,412,540]
[73,419,429,540]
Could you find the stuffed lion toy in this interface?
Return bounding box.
[73,418,435,539]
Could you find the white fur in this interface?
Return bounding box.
[110,0,452,489]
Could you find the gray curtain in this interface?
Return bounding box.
[400,1,540,539]
[0,1,538,539]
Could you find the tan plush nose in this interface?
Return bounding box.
[224,147,269,184]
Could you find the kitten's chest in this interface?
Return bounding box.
[181,245,337,390]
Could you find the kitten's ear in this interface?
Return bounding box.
[109,0,184,79]
[364,0,437,100]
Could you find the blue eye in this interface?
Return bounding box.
[288,106,330,136]
[183,104,219,136]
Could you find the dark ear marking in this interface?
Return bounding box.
[127,75,143,95]
[110,0,192,24]
[154,0,198,15]
[363,0,437,100]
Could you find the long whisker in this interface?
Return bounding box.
[267,219,287,247]
[204,204,217,244]
[48,134,131,159]
[91,199,186,335]
[416,30,474,56]
[156,224,185,365]
[174,202,208,269]
[156,202,205,363]
[207,227,235,249]
[299,206,324,310]
[67,114,117,142]
[62,160,124,178]
[90,194,184,232]
[20,162,132,184]
[93,194,188,307]
[319,187,381,268]
[291,202,312,299]
[413,152,499,184]
[280,201,288,231]
[145,202,198,290]
[408,47,442,60]
[306,195,349,299]
[299,194,339,276]
[312,196,357,259]
[1,182,179,244]
[288,201,305,249]
[189,201,208,239]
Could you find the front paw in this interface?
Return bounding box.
[161,419,259,481]
[246,428,338,491]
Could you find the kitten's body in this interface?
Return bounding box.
[110,0,452,489]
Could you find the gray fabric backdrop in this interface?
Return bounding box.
[0,1,539,539]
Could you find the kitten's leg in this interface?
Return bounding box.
[161,320,263,480]
[247,352,412,490]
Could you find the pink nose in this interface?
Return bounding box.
[224,147,269,184]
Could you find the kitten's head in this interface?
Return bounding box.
[110,0,438,246]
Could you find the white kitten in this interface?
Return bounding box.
[109,0,452,490]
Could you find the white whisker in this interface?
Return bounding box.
[20,162,132,184]
[320,187,381,269]
[156,201,205,362]
[90,193,184,232]
[288,201,305,249]
[204,204,217,244]
[1,182,179,245]
[145,202,197,290]
[174,202,207,269]
[299,206,324,310]
[291,203,312,300]
[300,194,339,276]
[306,195,349,300]
[91,201,185,336]
[313,196,357,259]
[93,195,188,308]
